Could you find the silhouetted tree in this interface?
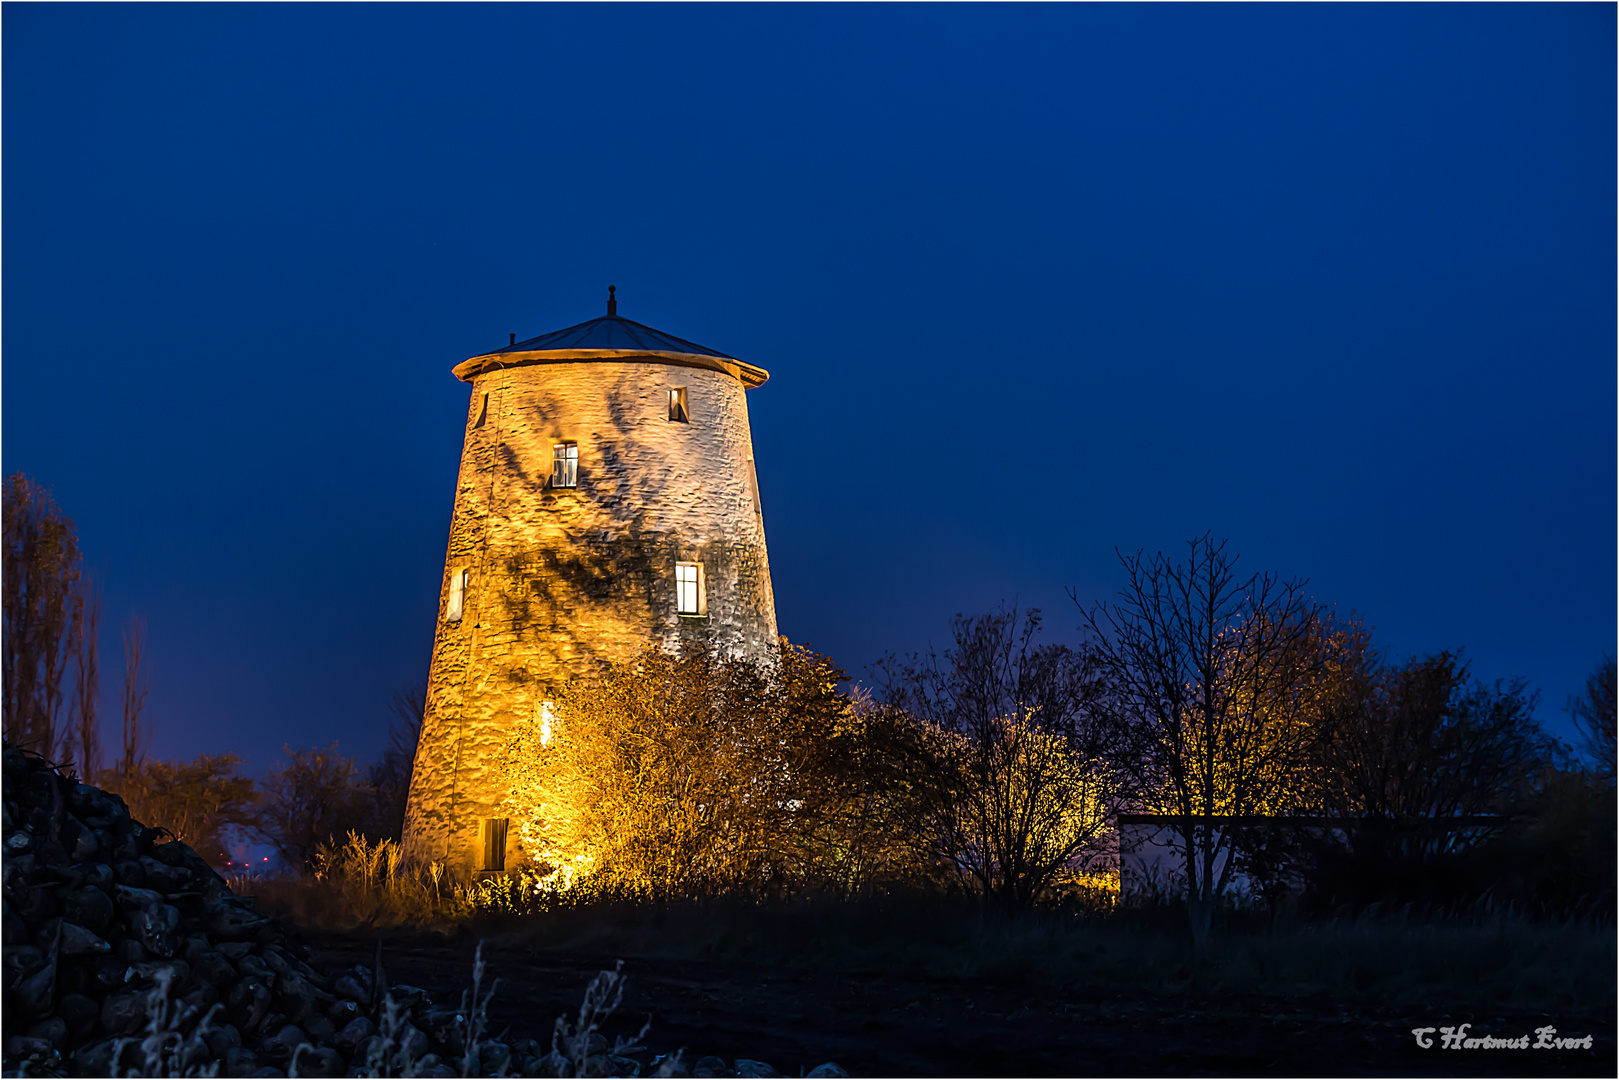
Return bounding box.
[253,743,374,872]
[877,608,1122,911]
[1298,648,1560,909]
[364,681,425,842]
[1566,655,1615,781]
[1080,536,1328,949]
[105,754,258,867]
[117,616,151,775]
[3,474,87,761]
[1320,651,1553,829]
[72,578,102,780]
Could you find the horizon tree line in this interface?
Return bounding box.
[4,471,1613,938]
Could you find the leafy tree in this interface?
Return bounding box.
[1319,651,1554,830]
[104,754,258,866]
[1300,648,1562,908]
[501,642,880,896]
[253,743,375,872]
[877,608,1120,911]
[785,689,935,896]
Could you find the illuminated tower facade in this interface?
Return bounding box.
[402,289,778,871]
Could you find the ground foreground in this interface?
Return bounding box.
[308,927,1614,1078]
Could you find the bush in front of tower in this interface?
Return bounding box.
[500,642,934,899]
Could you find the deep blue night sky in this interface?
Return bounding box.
[4,3,1613,772]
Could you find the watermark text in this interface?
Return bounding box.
[1411,1024,1593,1050]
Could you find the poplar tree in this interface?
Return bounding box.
[2,473,87,763]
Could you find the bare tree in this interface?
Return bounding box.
[1566,655,1616,781]
[387,681,426,766]
[1079,536,1326,948]
[365,680,427,842]
[72,577,102,779]
[876,608,1122,911]
[118,616,150,775]
[2,474,85,760]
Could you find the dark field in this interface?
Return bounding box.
[291,902,1614,1078]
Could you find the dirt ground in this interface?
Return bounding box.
[306,928,1613,1077]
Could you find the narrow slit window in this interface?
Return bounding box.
[551,442,578,488]
[446,567,470,623]
[675,561,705,616]
[538,700,556,747]
[668,387,689,423]
[474,393,488,429]
[478,817,509,872]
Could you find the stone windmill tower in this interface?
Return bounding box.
[402,289,778,872]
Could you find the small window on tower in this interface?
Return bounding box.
[552,442,579,488]
[477,817,509,872]
[474,393,489,429]
[668,387,689,423]
[446,568,470,623]
[675,561,706,616]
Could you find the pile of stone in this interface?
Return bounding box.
[3,744,528,1077]
[2,745,848,1079]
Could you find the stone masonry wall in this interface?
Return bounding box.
[402,359,778,870]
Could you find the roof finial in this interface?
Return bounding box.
[607,284,617,317]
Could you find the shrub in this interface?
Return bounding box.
[102,753,257,867]
[253,743,376,873]
[500,642,903,898]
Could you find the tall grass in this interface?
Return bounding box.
[245,836,1614,1015]
[106,968,225,1078]
[239,832,516,928]
[81,940,688,1078]
[250,834,1126,924]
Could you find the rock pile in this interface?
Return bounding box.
[2,745,847,1078]
[3,745,521,1077]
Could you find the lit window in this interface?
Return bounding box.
[675,561,705,616]
[538,700,556,747]
[668,387,689,423]
[446,568,470,623]
[477,817,509,872]
[552,442,578,488]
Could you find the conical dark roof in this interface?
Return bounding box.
[481,313,738,362]
[456,289,766,387]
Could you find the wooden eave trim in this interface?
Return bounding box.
[453,349,770,389]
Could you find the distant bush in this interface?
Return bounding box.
[1295,650,1603,915]
[1486,763,1615,916]
[253,742,379,873]
[101,753,257,867]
